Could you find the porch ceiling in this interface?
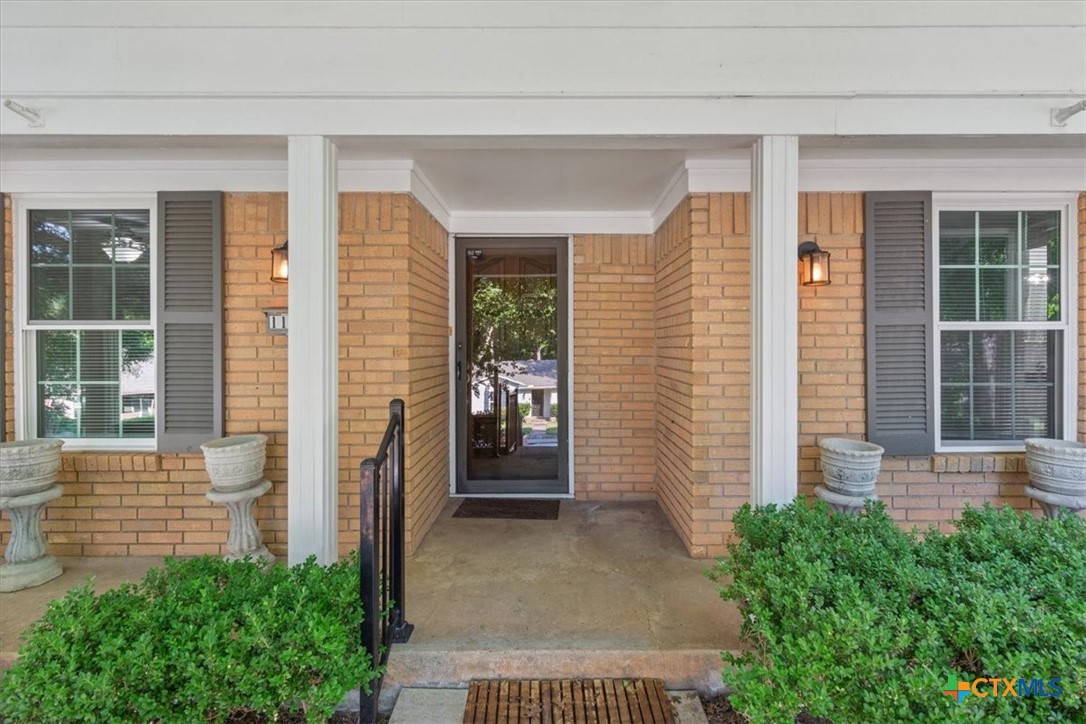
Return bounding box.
[0,133,1082,218]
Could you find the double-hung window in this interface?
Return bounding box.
[935,196,1075,451]
[865,192,1077,456]
[18,197,157,449]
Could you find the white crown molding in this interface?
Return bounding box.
[0,158,289,192]
[409,165,453,230]
[686,158,751,193]
[798,155,1086,192]
[337,159,411,192]
[649,165,690,230]
[2,152,1080,234]
[448,211,654,235]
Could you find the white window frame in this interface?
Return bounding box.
[933,192,1078,453]
[14,193,158,451]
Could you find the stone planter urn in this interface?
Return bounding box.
[201,435,274,564]
[815,437,884,515]
[0,439,65,592]
[201,434,268,493]
[1023,438,1086,519]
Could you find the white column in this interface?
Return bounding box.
[750,136,799,506]
[287,136,339,565]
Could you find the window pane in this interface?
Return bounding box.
[1020,268,1059,322]
[940,386,972,440]
[29,211,71,264]
[941,330,1060,443]
[121,331,156,438]
[978,268,1017,321]
[30,266,71,321]
[116,266,151,320]
[80,331,119,382]
[1024,210,1059,266]
[939,208,1062,324]
[939,211,975,265]
[939,268,976,321]
[940,330,971,383]
[112,211,152,266]
[71,266,115,320]
[28,208,151,323]
[977,211,1018,266]
[35,330,154,440]
[38,383,80,438]
[38,330,77,381]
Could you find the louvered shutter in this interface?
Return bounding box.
[156,192,223,452]
[864,191,935,455]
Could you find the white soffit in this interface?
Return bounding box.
[1,139,1083,235]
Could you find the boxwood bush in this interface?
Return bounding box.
[708,501,1085,723]
[0,554,381,723]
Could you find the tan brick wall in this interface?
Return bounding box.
[405,199,450,552]
[654,196,697,553]
[653,194,751,558]
[797,192,1086,529]
[0,193,289,557]
[337,193,450,556]
[3,194,12,442]
[572,234,656,500]
[1079,192,1085,444]
[2,192,448,558]
[796,193,867,499]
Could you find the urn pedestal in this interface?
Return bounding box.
[201,435,274,564]
[1,439,65,592]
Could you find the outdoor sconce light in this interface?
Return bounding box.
[798,240,831,286]
[270,240,289,283]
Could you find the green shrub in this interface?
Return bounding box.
[0,554,381,723]
[708,501,1086,723]
[518,402,531,421]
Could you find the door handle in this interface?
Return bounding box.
[456,360,462,381]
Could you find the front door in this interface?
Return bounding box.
[454,238,568,495]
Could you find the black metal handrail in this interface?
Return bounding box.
[359,399,413,723]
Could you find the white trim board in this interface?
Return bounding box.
[2,154,1081,237]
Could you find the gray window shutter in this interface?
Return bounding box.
[156,192,223,452]
[864,191,935,455]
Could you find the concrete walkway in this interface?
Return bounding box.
[384,500,741,709]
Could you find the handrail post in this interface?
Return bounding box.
[358,457,380,724]
[388,398,413,643]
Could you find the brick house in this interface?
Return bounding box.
[1,2,1084,565]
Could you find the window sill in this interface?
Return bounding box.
[930,453,1025,474]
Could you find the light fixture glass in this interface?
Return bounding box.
[798,240,831,286]
[271,240,289,283]
[101,232,146,263]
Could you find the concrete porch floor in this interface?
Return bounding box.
[1,500,744,710]
[0,556,164,669]
[384,499,742,706]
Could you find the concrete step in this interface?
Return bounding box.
[380,646,729,712]
[388,687,709,724]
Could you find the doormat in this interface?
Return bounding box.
[464,678,675,723]
[453,498,560,520]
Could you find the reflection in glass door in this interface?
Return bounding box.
[455,238,568,495]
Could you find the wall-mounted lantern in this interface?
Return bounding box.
[270,240,289,283]
[798,240,831,286]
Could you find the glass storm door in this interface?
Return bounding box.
[454,238,568,495]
